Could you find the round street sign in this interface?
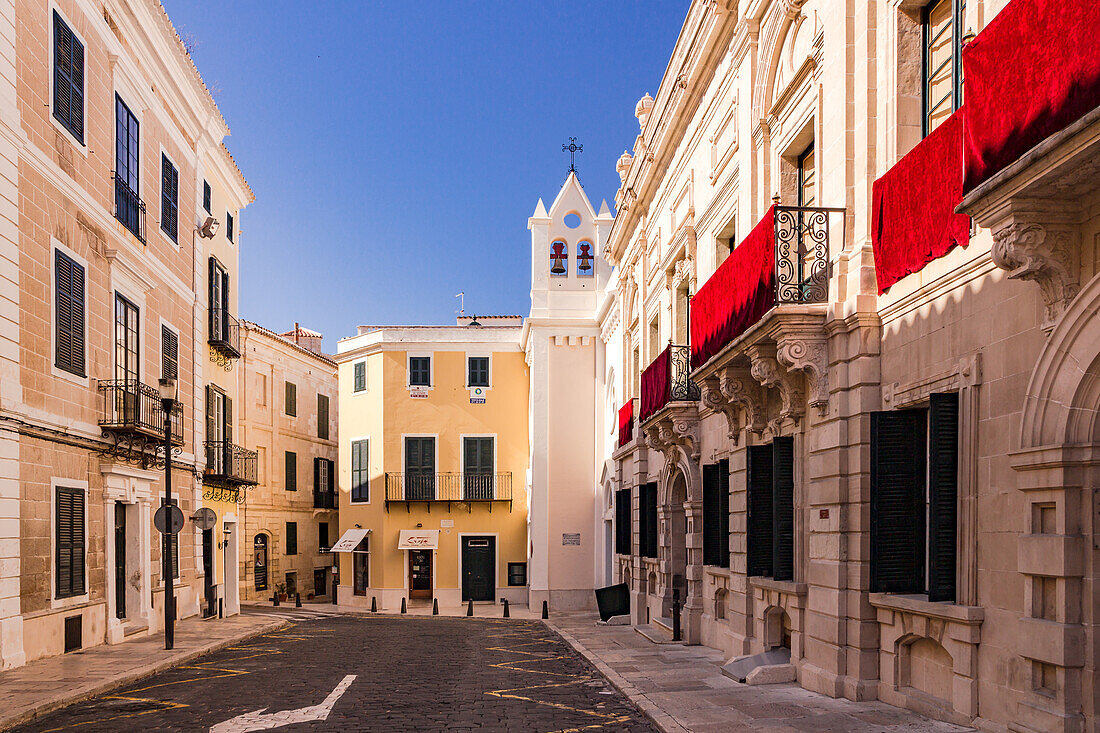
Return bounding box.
[191,507,217,531]
[154,505,186,535]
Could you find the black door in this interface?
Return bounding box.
[461,536,495,602]
[202,528,215,617]
[314,568,327,597]
[114,503,126,619]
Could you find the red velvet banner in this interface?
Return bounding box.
[640,347,671,422]
[618,400,634,447]
[690,206,776,369]
[962,0,1100,192]
[871,110,971,294]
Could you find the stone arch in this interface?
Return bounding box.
[763,605,793,650]
[898,635,955,708]
[658,445,702,505]
[714,588,729,620]
[751,0,812,122]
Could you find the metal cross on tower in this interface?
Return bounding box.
[562,137,582,173]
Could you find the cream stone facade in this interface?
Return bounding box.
[0,0,252,667]
[236,322,337,603]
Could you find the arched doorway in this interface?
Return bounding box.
[667,470,688,612]
[253,534,268,592]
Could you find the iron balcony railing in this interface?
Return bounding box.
[385,472,512,504]
[203,441,258,487]
[98,379,183,444]
[640,344,700,422]
[208,307,241,360]
[113,173,146,244]
[313,488,337,509]
[772,205,843,305]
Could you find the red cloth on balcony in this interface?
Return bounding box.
[871,110,970,294]
[618,400,634,447]
[962,0,1100,192]
[640,347,671,422]
[690,206,776,369]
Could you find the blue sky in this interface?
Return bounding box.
[162,1,688,350]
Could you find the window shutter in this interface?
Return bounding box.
[285,451,296,491]
[285,382,296,416]
[644,483,658,558]
[702,463,721,567]
[746,444,773,577]
[313,457,321,494]
[203,180,211,213]
[772,437,795,582]
[224,397,233,447]
[327,458,335,493]
[718,459,730,568]
[69,26,84,140]
[870,408,927,593]
[205,386,215,443]
[55,249,85,376]
[287,522,297,555]
[56,487,84,597]
[615,488,631,555]
[53,16,71,131]
[161,155,178,241]
[354,361,366,392]
[208,257,217,338]
[161,325,178,381]
[317,394,329,439]
[928,393,959,602]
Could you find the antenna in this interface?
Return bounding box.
[455,292,465,315]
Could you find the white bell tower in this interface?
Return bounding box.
[525,171,614,611]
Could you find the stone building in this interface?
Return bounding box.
[236,322,337,603]
[0,0,253,667]
[574,0,1099,731]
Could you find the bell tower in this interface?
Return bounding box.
[525,171,614,611]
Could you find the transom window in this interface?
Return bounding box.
[923,0,965,136]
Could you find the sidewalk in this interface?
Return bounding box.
[546,612,975,733]
[0,611,287,731]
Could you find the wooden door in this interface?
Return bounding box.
[409,550,432,599]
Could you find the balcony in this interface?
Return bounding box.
[209,308,241,361]
[384,472,513,512]
[313,488,336,509]
[640,345,699,423]
[98,379,183,444]
[113,173,145,244]
[203,441,258,490]
[617,398,636,449]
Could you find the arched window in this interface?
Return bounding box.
[550,240,568,276]
[577,241,594,276]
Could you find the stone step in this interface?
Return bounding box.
[634,623,680,645]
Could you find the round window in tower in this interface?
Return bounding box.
[564,212,581,229]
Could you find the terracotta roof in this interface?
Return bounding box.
[240,320,335,366]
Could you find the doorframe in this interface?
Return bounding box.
[458,532,498,602]
[403,547,436,599]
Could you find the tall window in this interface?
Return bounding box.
[202,180,211,213]
[314,457,334,505]
[351,439,369,502]
[648,317,660,362]
[797,144,816,208]
[161,325,178,381]
[408,356,431,387]
[160,154,178,242]
[285,522,297,555]
[746,438,795,581]
[208,257,230,344]
[405,437,435,500]
[226,212,235,242]
[923,0,965,136]
[615,488,631,555]
[467,357,489,387]
[871,393,959,600]
[284,450,297,491]
[638,483,658,558]
[353,361,366,392]
[317,393,330,439]
[462,436,494,500]
[285,381,296,416]
[205,387,232,477]
[52,11,84,143]
[55,486,85,598]
[55,249,85,377]
[702,461,730,568]
[114,294,139,384]
[114,95,142,240]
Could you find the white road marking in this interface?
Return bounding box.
[209,674,356,732]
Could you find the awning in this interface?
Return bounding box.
[330,528,370,552]
[398,529,439,550]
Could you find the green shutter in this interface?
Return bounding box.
[56,487,84,597]
[772,437,795,582]
[55,250,85,376]
[161,325,178,380]
[870,408,927,593]
[746,445,773,577]
[317,394,329,439]
[285,451,296,491]
[928,393,959,602]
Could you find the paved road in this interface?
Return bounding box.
[11,611,657,732]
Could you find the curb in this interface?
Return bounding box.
[0,618,289,732]
[543,619,691,733]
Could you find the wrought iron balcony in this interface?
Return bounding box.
[773,205,837,305]
[209,307,241,360]
[98,379,183,444]
[313,488,337,509]
[203,441,258,488]
[384,472,513,512]
[639,345,700,423]
[113,173,145,244]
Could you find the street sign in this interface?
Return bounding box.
[154,505,186,535]
[191,507,217,531]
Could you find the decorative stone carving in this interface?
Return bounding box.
[671,255,694,290]
[991,220,1080,329]
[701,377,740,443]
[616,150,633,184]
[700,364,768,443]
[747,344,803,422]
[777,335,829,415]
[644,413,700,463]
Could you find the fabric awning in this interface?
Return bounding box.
[330,528,370,552]
[398,529,439,550]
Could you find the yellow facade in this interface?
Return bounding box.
[335,323,529,609]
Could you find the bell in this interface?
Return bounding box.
[551,260,566,275]
[550,241,568,275]
[577,242,593,273]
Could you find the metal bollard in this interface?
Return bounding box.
[542,600,549,619]
[331,574,338,605]
[672,588,682,642]
[400,597,407,614]
[295,593,302,608]
[503,599,510,618]
[371,596,377,613]
[467,599,474,617]
[432,598,439,615]
[273,592,279,607]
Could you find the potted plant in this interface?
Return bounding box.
[274,582,287,602]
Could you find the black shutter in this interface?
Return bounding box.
[772,437,795,582]
[208,257,217,339]
[224,397,233,447]
[702,464,721,567]
[203,180,211,212]
[746,444,773,577]
[285,451,296,491]
[326,458,335,493]
[53,12,84,143]
[317,394,329,439]
[615,488,631,555]
[928,393,959,602]
[870,408,927,593]
[56,487,84,597]
[313,457,321,495]
[718,459,730,568]
[285,382,296,416]
[644,483,658,558]
[160,155,178,241]
[55,250,85,376]
[286,522,297,555]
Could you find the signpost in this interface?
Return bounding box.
[154,504,186,535]
[191,507,217,531]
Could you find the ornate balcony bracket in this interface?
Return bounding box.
[776,334,829,416]
[747,343,803,425]
[643,407,700,464]
[700,366,766,444]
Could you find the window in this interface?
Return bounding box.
[318,522,329,551]
[702,461,730,568]
[160,154,178,242]
[408,356,431,387]
[285,522,297,555]
[114,95,142,241]
[467,357,489,387]
[351,439,369,502]
[353,535,369,595]
[205,387,233,477]
[615,488,631,555]
[161,325,178,381]
[55,486,85,598]
[648,316,660,362]
[54,249,85,377]
[797,144,816,208]
[716,215,735,268]
[226,211,235,242]
[508,562,527,586]
[285,451,297,491]
[746,438,795,581]
[353,361,366,392]
[463,436,494,499]
[317,394,329,439]
[114,294,139,383]
[550,240,567,276]
[314,457,334,507]
[52,11,84,143]
[202,180,211,213]
[208,257,230,344]
[870,393,959,600]
[923,0,965,136]
[639,483,658,558]
[285,381,296,416]
[405,437,435,500]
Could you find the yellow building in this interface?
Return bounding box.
[333,317,528,610]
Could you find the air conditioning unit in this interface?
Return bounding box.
[199,216,220,238]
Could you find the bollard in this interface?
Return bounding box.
[400,597,407,614]
[467,599,474,617]
[672,588,682,642]
[331,575,338,605]
[503,599,510,618]
[273,593,279,607]
[542,600,549,619]
[432,598,439,615]
[371,596,377,613]
[295,593,302,608]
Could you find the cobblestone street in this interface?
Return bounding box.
[9,613,656,733]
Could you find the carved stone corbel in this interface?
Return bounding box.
[777,335,829,415]
[643,413,700,463]
[991,218,1080,330]
[701,377,740,443]
[747,344,803,422]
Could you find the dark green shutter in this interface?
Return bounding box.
[718,459,730,568]
[928,393,959,602]
[224,397,232,447]
[55,250,85,376]
[772,437,795,581]
[643,483,658,558]
[53,12,84,143]
[318,394,329,439]
[205,386,215,443]
[161,325,177,380]
[285,451,296,491]
[870,408,927,593]
[208,257,217,339]
[285,382,296,416]
[56,487,84,597]
[746,444,773,577]
[702,464,721,567]
[160,155,178,241]
[203,180,211,212]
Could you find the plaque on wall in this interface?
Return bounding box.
[562,533,581,546]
